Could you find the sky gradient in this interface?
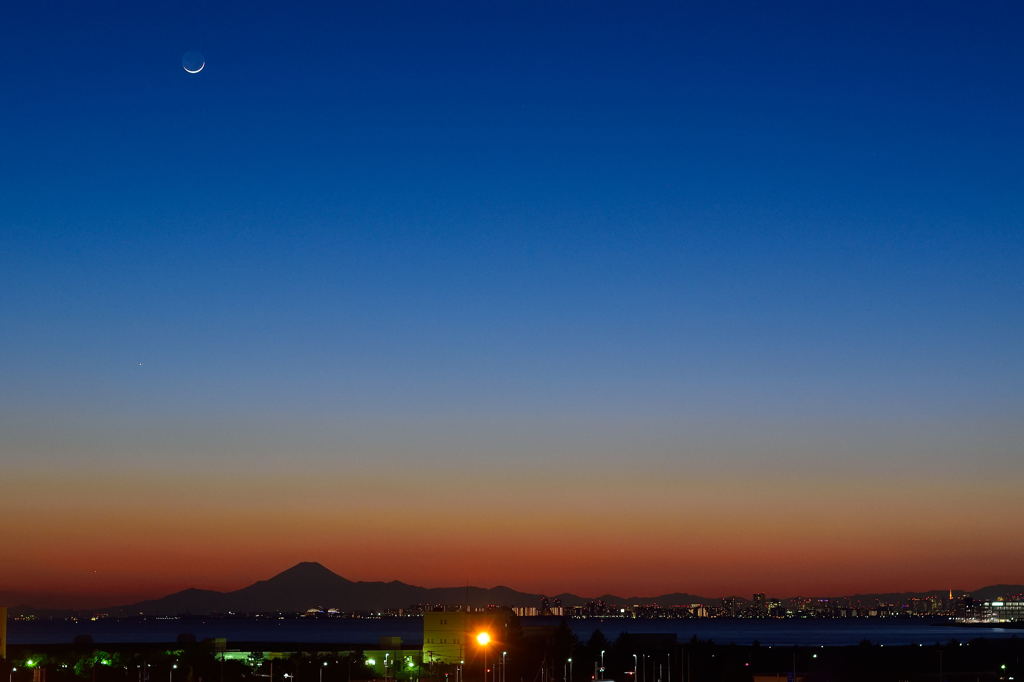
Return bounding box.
[2,1,1023,605]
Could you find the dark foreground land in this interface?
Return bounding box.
[4,634,1022,682]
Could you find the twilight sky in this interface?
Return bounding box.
[2,1,1023,605]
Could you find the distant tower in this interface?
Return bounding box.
[1,605,7,660]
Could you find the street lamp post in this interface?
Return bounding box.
[320,662,328,682]
[632,655,637,681]
[567,658,572,682]
[169,664,177,682]
[501,652,506,682]
[475,632,491,682]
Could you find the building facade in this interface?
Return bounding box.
[422,610,511,664]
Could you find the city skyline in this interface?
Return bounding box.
[3,2,1023,605]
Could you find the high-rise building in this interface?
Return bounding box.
[751,593,767,618]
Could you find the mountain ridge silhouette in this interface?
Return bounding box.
[7,562,1021,615]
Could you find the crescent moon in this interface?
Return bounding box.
[184,61,205,74]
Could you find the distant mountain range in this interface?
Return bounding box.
[118,562,700,615]
[4,562,1022,615]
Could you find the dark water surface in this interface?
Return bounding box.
[8,616,1020,647]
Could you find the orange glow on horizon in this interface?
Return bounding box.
[3,463,1022,604]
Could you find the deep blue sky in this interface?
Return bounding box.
[2,1,1023,598]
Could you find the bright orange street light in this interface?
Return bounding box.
[476,632,493,682]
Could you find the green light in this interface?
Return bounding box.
[366,659,376,666]
[101,660,112,667]
[25,661,36,668]
[407,662,415,670]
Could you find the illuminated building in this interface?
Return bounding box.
[422,609,511,664]
[966,601,1024,623]
[751,593,767,618]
